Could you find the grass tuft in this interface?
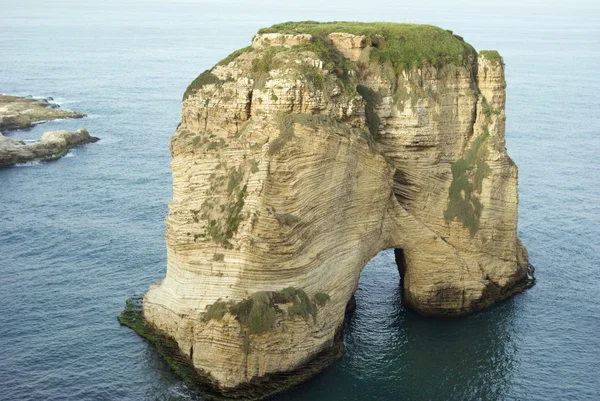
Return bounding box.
[218,45,253,66]
[251,48,283,89]
[479,50,502,64]
[183,70,222,101]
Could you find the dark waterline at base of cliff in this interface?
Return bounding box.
[1,1,599,400]
[117,253,536,401]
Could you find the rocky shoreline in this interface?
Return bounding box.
[0,129,99,167]
[0,94,97,167]
[0,94,85,132]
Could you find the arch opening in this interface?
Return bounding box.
[317,249,519,401]
[347,248,406,322]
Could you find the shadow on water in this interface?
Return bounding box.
[273,248,520,401]
[125,249,522,401]
[142,344,204,401]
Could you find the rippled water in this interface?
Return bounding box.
[1,1,599,400]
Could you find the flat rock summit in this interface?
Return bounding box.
[124,22,533,398]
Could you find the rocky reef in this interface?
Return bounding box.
[0,94,85,132]
[0,129,99,167]
[131,22,533,398]
[0,94,97,167]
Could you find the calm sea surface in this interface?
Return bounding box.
[1,1,599,400]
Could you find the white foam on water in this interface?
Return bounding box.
[14,160,41,167]
[166,383,194,399]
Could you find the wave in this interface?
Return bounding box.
[14,160,41,167]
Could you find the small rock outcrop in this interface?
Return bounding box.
[130,22,533,398]
[0,129,99,166]
[0,94,85,132]
[0,94,97,167]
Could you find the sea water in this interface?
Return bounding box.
[1,1,599,400]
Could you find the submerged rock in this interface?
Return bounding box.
[0,94,85,132]
[132,22,533,398]
[0,129,99,167]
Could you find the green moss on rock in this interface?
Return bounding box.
[232,292,278,335]
[203,300,229,321]
[444,129,490,236]
[202,287,327,334]
[274,212,300,226]
[280,287,318,322]
[314,292,330,307]
[356,85,382,138]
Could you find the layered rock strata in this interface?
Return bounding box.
[0,129,99,166]
[139,22,532,397]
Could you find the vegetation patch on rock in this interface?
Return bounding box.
[119,296,341,400]
[444,129,490,235]
[202,288,329,334]
[183,70,222,101]
[356,85,382,137]
[479,50,502,64]
[259,21,477,72]
[274,212,300,226]
[218,45,253,66]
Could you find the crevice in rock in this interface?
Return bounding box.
[394,248,407,303]
[246,90,253,120]
[393,168,415,208]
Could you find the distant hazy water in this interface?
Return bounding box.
[1,1,599,400]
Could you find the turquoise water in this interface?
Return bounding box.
[1,1,599,400]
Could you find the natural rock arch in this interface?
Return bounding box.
[133,22,532,398]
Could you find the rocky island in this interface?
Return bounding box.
[0,94,97,166]
[0,94,85,131]
[0,129,99,167]
[120,22,534,399]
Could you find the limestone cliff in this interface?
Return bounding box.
[137,22,532,397]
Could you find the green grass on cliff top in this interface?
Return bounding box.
[258,21,477,72]
[478,50,502,63]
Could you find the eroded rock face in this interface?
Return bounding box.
[140,23,531,396]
